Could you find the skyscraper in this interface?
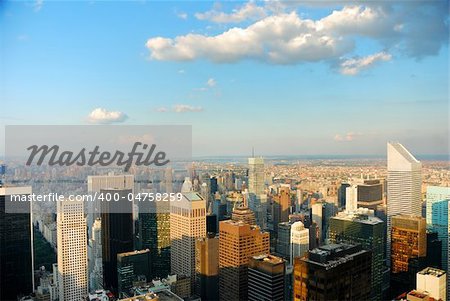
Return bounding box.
[345,185,358,212]
[387,142,422,265]
[357,180,384,209]
[101,188,134,292]
[290,221,309,265]
[416,267,446,301]
[195,234,219,301]
[117,249,151,295]
[170,192,206,291]
[311,203,323,244]
[89,218,103,291]
[248,254,286,301]
[57,199,88,301]
[231,202,256,225]
[273,186,291,231]
[0,186,33,300]
[276,222,292,260]
[329,209,385,301]
[426,186,450,271]
[293,244,372,301]
[248,156,267,229]
[219,219,270,300]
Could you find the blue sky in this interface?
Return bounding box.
[1,1,448,156]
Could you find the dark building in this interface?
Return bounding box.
[101,188,134,292]
[294,244,372,301]
[212,199,227,228]
[210,177,218,195]
[117,249,151,295]
[308,222,318,250]
[321,202,337,242]
[139,199,171,279]
[248,254,286,301]
[206,213,218,234]
[195,234,219,301]
[357,180,383,209]
[276,222,292,260]
[337,183,351,208]
[0,186,33,301]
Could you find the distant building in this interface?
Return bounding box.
[276,222,291,260]
[195,234,219,301]
[273,186,290,232]
[219,219,270,300]
[248,156,267,229]
[231,203,256,225]
[290,221,309,265]
[416,267,446,301]
[338,183,351,208]
[293,244,372,301]
[357,179,384,209]
[248,254,286,301]
[117,249,151,296]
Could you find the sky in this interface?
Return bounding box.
[0,1,449,157]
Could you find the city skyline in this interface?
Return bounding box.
[1,1,448,156]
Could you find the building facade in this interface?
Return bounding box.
[248,254,286,301]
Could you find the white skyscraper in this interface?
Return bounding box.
[387,142,422,265]
[311,203,323,244]
[170,192,206,290]
[57,199,88,301]
[290,221,309,265]
[345,185,358,212]
[248,156,267,229]
[416,267,446,301]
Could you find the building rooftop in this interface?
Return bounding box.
[252,254,284,265]
[118,249,150,258]
[183,192,204,202]
[418,267,446,278]
[307,244,368,268]
[333,210,383,225]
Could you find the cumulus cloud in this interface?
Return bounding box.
[146,3,448,68]
[340,52,392,75]
[177,12,188,20]
[334,132,360,142]
[195,1,267,23]
[87,108,128,124]
[173,104,203,113]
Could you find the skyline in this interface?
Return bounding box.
[1,1,449,156]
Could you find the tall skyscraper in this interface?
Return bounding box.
[170,192,206,291]
[290,221,309,265]
[195,234,219,301]
[357,180,384,209]
[117,249,151,295]
[416,267,446,301]
[57,199,88,301]
[426,186,450,271]
[273,186,291,232]
[89,218,103,291]
[248,254,286,301]
[293,244,372,301]
[276,222,292,260]
[345,185,358,212]
[311,203,323,244]
[219,219,270,300]
[0,186,33,300]
[248,156,267,229]
[387,142,422,265]
[329,209,385,301]
[101,188,134,292]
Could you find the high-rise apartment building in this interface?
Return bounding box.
[100,188,134,292]
[0,186,33,300]
[248,156,267,229]
[57,199,88,301]
[416,267,446,301]
[248,254,286,301]
[290,221,309,265]
[426,186,450,271]
[170,192,206,291]
[219,219,270,300]
[387,142,422,265]
[293,244,372,301]
[195,234,219,301]
[329,209,385,301]
[391,215,427,274]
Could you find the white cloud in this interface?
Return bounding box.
[177,12,188,20]
[334,132,360,142]
[156,107,168,112]
[195,1,267,23]
[87,108,128,124]
[173,104,203,113]
[206,78,216,87]
[146,3,448,68]
[178,69,186,74]
[34,0,43,12]
[340,52,392,75]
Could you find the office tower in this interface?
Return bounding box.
[219,220,270,300]
[276,222,292,260]
[293,244,371,301]
[206,214,217,234]
[391,215,427,273]
[345,185,358,212]
[311,203,322,244]
[290,221,309,265]
[139,199,171,279]
[357,179,383,209]
[170,192,206,291]
[273,186,291,232]
[89,218,103,291]
[101,188,134,291]
[426,186,450,270]
[209,177,218,195]
[308,222,318,249]
[248,156,267,229]
[416,267,446,301]
[338,183,351,208]
[329,209,385,301]
[212,199,227,227]
[248,254,286,301]
[195,234,219,300]
[322,202,338,242]
[57,199,88,301]
[117,249,151,295]
[0,186,33,300]
[387,142,422,266]
[231,203,256,225]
